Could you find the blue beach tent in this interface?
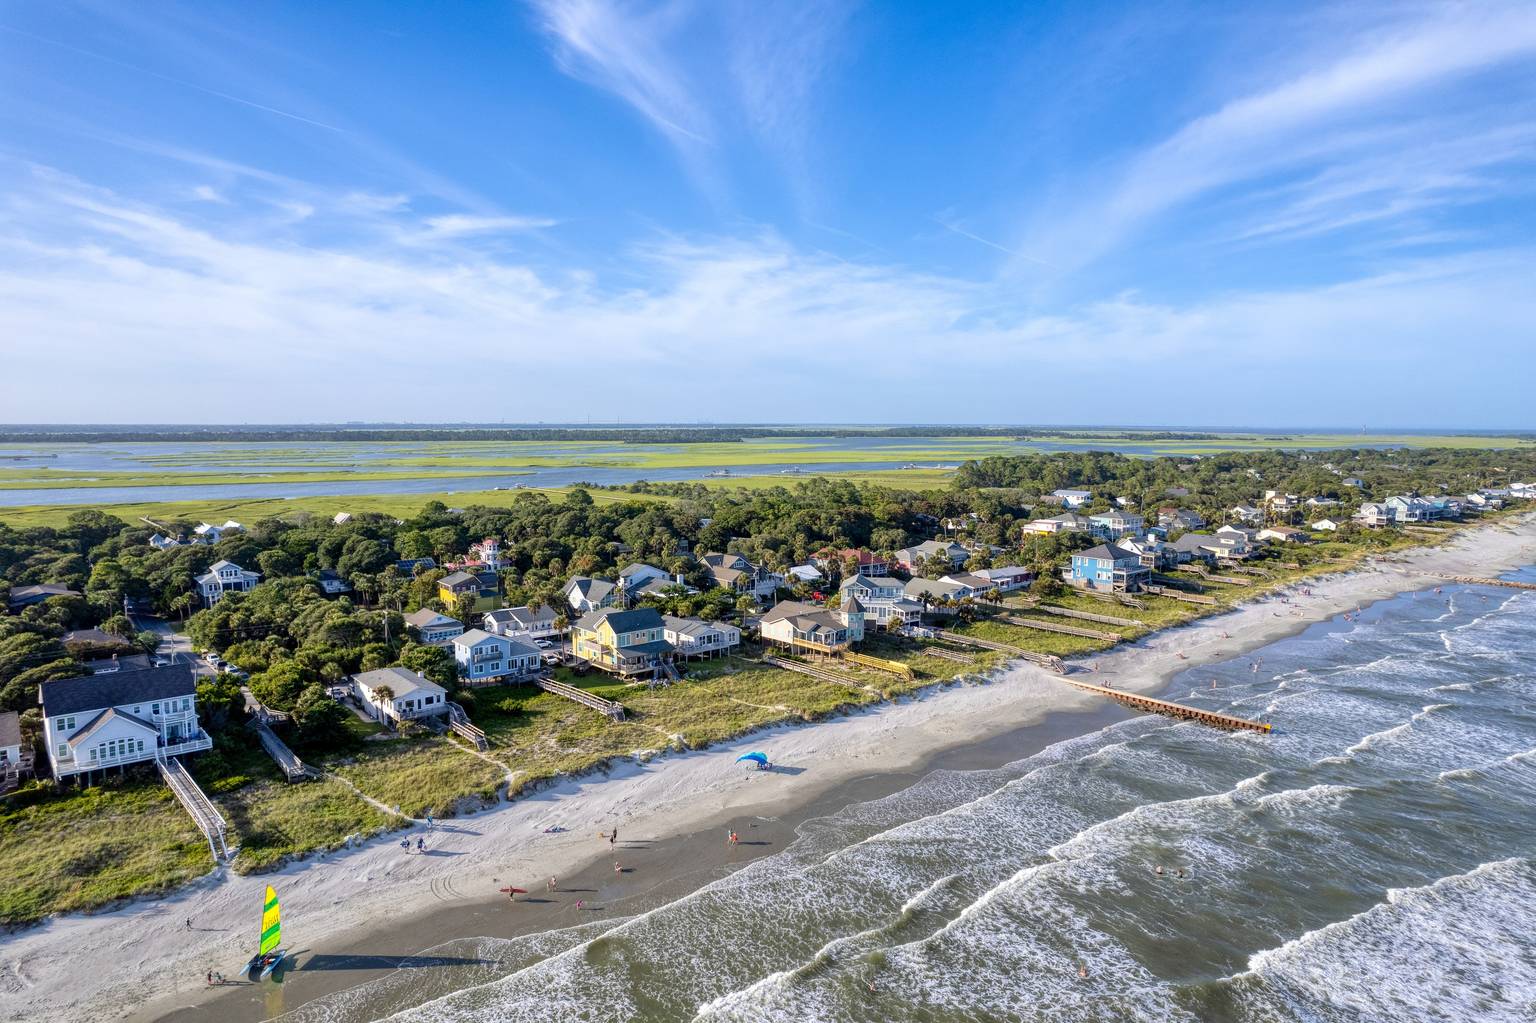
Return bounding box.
[736,752,769,768]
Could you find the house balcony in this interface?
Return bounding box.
[56,731,213,777]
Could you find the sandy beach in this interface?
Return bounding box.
[5,514,1535,1023]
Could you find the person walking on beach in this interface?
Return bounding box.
[186,918,192,930]
[547,876,558,892]
[401,838,410,853]
[425,812,434,830]
[614,861,623,875]
[610,826,617,846]
[206,970,213,986]
[416,836,425,854]
[576,899,585,911]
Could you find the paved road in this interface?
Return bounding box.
[130,615,211,676]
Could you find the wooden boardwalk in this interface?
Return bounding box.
[537,678,626,721]
[1060,678,1272,733]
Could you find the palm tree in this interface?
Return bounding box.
[372,684,394,724]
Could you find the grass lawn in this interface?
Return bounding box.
[0,779,210,925]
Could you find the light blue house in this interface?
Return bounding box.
[1088,511,1145,540]
[1064,543,1151,593]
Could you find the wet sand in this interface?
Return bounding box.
[154,698,1134,1022]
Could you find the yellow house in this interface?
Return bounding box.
[571,607,672,676]
[437,571,481,605]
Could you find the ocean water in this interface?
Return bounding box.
[275,574,1536,1023]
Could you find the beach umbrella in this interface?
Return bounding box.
[736,752,769,767]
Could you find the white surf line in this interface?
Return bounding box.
[818,716,1166,867]
[689,873,962,1020]
[1235,856,1534,981]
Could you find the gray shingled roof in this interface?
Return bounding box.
[575,607,665,634]
[0,710,21,749]
[41,664,195,717]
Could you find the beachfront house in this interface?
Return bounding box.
[1384,496,1432,523]
[40,664,211,780]
[893,540,970,574]
[404,608,464,645]
[195,560,261,608]
[971,566,1034,592]
[1051,489,1093,508]
[905,577,977,605]
[1311,519,1341,532]
[572,607,673,677]
[0,710,30,792]
[0,711,22,770]
[564,576,619,613]
[662,616,741,659]
[482,604,562,642]
[1257,526,1308,543]
[351,666,449,725]
[759,600,863,654]
[1064,543,1151,593]
[1089,511,1144,540]
[839,574,923,629]
[452,629,541,684]
[1356,502,1393,527]
[7,584,81,610]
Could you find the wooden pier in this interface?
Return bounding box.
[1438,575,1536,591]
[1061,678,1272,733]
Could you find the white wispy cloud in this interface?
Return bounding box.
[529,0,710,144]
[1,171,1531,424]
[1019,2,1536,274]
[423,214,560,236]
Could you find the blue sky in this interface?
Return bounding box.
[1,1,1533,427]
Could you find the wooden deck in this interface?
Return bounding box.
[1061,678,1272,733]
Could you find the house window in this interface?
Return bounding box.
[56,716,76,732]
[152,703,160,715]
[57,742,70,760]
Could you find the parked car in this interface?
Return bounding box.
[535,639,553,649]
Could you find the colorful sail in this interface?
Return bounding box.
[258,885,282,956]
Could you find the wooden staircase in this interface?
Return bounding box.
[157,755,231,861]
[447,702,489,750]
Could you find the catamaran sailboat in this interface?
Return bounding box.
[246,885,287,980]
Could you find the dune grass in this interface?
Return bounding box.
[0,780,210,925]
